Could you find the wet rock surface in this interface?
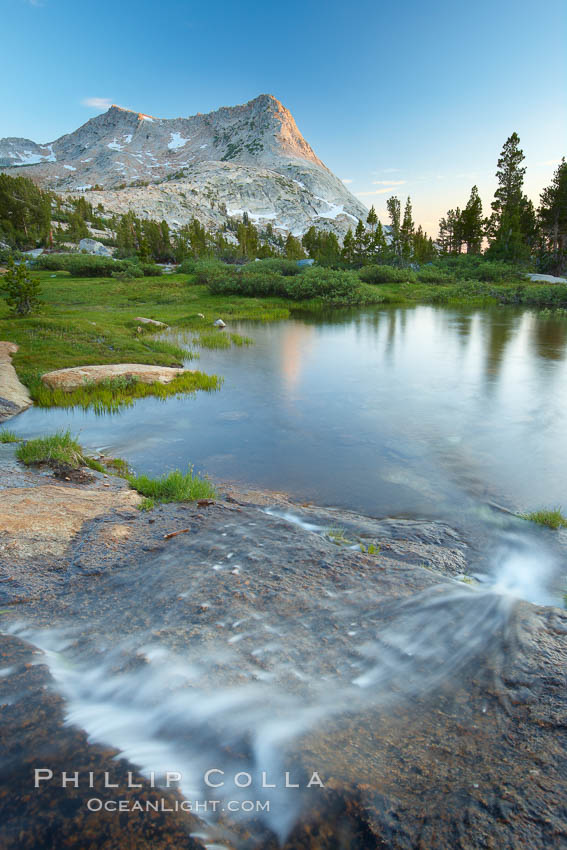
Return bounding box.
[0,342,32,421]
[41,363,192,391]
[0,461,565,848]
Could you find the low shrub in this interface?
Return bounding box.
[205,264,364,304]
[36,253,143,278]
[359,265,417,284]
[284,267,362,303]
[193,259,233,286]
[177,259,196,274]
[140,263,163,277]
[416,267,452,283]
[111,266,144,281]
[251,258,302,276]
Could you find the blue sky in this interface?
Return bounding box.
[3,0,566,234]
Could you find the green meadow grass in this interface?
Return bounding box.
[127,466,216,503]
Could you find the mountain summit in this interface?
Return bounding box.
[0,95,366,236]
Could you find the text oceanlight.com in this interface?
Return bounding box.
[85,798,270,813]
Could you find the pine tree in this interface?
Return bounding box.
[487,132,527,261]
[0,174,52,249]
[342,228,355,263]
[400,197,415,264]
[366,205,378,233]
[353,219,367,262]
[438,208,462,254]
[368,221,387,261]
[413,225,437,263]
[538,158,567,274]
[386,196,402,265]
[1,257,42,315]
[302,226,318,257]
[461,186,484,254]
[285,233,305,260]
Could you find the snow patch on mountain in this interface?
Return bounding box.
[168,132,190,150]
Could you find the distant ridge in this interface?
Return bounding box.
[0,95,367,237]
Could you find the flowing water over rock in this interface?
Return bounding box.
[3,304,567,847]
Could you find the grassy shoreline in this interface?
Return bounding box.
[1,268,566,410]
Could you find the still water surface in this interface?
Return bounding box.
[13,304,567,521]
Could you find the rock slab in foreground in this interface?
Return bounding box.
[0,341,32,421]
[41,363,192,391]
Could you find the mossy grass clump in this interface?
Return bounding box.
[104,457,130,476]
[326,527,353,546]
[0,430,21,443]
[192,331,254,350]
[127,466,216,503]
[137,497,155,511]
[229,333,253,346]
[16,429,87,468]
[25,370,222,414]
[194,332,232,350]
[522,508,567,530]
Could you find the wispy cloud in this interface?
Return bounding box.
[341,178,353,184]
[82,97,113,109]
[372,180,406,186]
[356,188,401,197]
[26,0,44,6]
[537,158,561,167]
[383,168,400,174]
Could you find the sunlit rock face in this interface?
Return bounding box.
[0,94,367,237]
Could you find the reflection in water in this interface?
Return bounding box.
[12,305,567,520]
[280,323,314,396]
[531,312,567,361]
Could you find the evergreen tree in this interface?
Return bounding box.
[438,208,462,254]
[368,220,387,261]
[302,226,318,257]
[519,197,539,254]
[67,210,89,243]
[413,226,437,263]
[461,185,484,254]
[237,220,259,258]
[400,197,415,263]
[284,233,305,260]
[1,257,42,315]
[386,196,402,264]
[487,132,528,261]
[353,219,367,262]
[366,205,378,233]
[341,228,355,263]
[0,174,52,248]
[301,227,341,265]
[538,158,567,274]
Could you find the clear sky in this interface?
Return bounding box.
[3,0,566,235]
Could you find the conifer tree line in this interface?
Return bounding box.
[438,134,567,274]
[0,132,565,274]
